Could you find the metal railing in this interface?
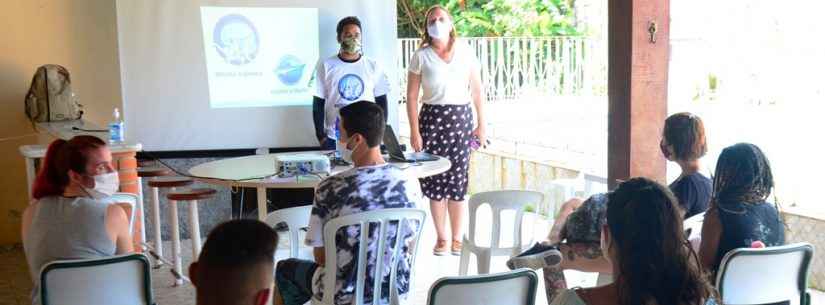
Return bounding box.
[397,36,607,103]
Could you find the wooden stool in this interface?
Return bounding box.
[167,187,216,286]
[147,176,192,280]
[137,167,173,256]
[137,159,158,168]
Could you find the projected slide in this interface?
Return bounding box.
[200,7,319,108]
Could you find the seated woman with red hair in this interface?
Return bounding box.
[22,136,133,305]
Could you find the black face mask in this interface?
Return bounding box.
[660,140,672,160]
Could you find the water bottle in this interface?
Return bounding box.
[109,108,125,144]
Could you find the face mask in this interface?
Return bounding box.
[341,145,353,163]
[660,141,672,160]
[340,37,362,54]
[83,172,119,199]
[340,134,361,163]
[427,20,452,41]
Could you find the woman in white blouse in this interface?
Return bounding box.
[406,5,486,256]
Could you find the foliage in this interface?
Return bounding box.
[398,0,582,38]
[708,73,718,91]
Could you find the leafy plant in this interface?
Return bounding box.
[398,0,583,38]
[708,73,718,92]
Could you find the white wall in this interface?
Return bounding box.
[0,0,122,244]
[117,0,399,151]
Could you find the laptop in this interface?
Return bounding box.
[383,125,440,163]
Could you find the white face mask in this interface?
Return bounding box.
[340,134,361,164]
[427,20,452,41]
[84,172,120,199]
[341,145,354,163]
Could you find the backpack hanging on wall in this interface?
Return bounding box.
[24,64,83,123]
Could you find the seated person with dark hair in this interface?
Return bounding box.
[506,112,714,302]
[699,143,784,275]
[274,101,423,305]
[661,112,712,218]
[551,178,715,305]
[189,219,279,305]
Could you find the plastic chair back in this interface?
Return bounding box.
[315,208,426,305]
[264,205,312,258]
[427,269,538,305]
[542,182,576,217]
[467,190,544,253]
[40,253,155,305]
[716,243,814,305]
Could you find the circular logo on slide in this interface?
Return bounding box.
[274,55,306,86]
[338,74,365,101]
[213,14,259,65]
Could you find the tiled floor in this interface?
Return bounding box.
[3,210,825,305]
[0,245,30,305]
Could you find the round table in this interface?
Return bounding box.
[188,151,452,220]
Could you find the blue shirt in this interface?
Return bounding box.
[714,201,785,271]
[670,173,712,218]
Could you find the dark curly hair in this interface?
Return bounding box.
[712,143,774,205]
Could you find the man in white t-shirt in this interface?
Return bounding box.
[312,16,391,150]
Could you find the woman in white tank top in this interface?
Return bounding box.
[21,136,133,305]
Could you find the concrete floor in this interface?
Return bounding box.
[0,211,560,305]
[2,209,824,305]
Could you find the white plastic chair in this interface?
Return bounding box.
[716,243,814,305]
[426,269,538,305]
[264,205,312,258]
[683,211,705,239]
[543,182,576,218]
[313,208,427,305]
[107,192,138,234]
[459,190,544,275]
[39,253,155,305]
[581,173,608,198]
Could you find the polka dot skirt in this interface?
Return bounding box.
[418,104,473,202]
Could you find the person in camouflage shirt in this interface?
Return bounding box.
[274,101,423,305]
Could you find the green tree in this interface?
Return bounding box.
[398,0,582,38]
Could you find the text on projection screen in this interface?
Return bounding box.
[200,7,319,108]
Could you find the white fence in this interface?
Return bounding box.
[397,37,607,103]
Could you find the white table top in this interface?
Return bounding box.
[19,120,142,158]
[188,151,452,189]
[20,143,143,158]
